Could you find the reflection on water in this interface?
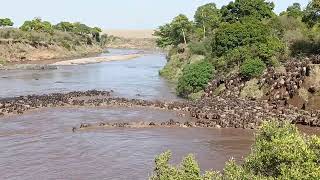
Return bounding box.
[0,107,254,180]
[0,49,177,100]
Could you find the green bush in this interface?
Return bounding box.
[188,41,208,55]
[159,54,185,82]
[214,19,272,57]
[177,60,213,97]
[150,151,217,180]
[150,121,320,180]
[255,37,285,62]
[244,121,320,179]
[240,58,266,78]
[222,46,253,67]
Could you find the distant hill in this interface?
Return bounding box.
[103,29,155,39]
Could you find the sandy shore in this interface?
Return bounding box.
[104,29,155,39]
[51,54,143,65]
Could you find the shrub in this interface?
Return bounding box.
[159,54,185,82]
[150,121,320,179]
[177,60,213,97]
[188,41,206,55]
[240,58,266,78]
[150,151,217,180]
[244,121,320,179]
[255,37,285,63]
[222,46,253,68]
[214,19,272,57]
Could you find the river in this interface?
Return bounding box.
[0,49,314,179]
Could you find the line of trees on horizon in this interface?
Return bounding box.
[0,17,103,42]
[0,17,110,51]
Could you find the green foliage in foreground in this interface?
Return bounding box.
[150,121,320,180]
[177,60,213,97]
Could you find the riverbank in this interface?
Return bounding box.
[0,42,104,64]
[51,54,143,65]
[0,49,147,69]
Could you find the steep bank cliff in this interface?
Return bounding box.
[0,39,104,64]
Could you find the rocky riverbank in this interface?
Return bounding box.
[0,90,320,130]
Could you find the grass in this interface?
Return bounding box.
[159,54,185,82]
[240,78,264,100]
[0,58,7,65]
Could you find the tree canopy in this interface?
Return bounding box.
[0,18,14,27]
[220,0,275,23]
[281,3,303,18]
[303,0,320,27]
[194,3,221,39]
[20,18,53,33]
[54,22,74,32]
[154,14,193,47]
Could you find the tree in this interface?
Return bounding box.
[214,18,271,57]
[154,23,175,48]
[280,3,303,18]
[72,22,91,35]
[0,18,14,27]
[54,22,74,32]
[194,3,221,40]
[221,0,275,23]
[20,18,53,33]
[303,0,320,27]
[171,14,193,45]
[154,14,193,47]
[211,17,284,70]
[91,27,102,42]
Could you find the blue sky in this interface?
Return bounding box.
[0,0,310,29]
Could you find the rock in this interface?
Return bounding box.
[149,122,156,126]
[80,123,91,128]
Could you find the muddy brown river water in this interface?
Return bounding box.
[0,49,318,180]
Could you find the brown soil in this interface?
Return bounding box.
[0,40,104,65]
[104,29,158,50]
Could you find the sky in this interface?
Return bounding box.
[0,0,310,29]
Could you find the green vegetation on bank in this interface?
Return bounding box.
[0,18,107,48]
[177,60,213,97]
[150,121,320,180]
[155,0,320,98]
